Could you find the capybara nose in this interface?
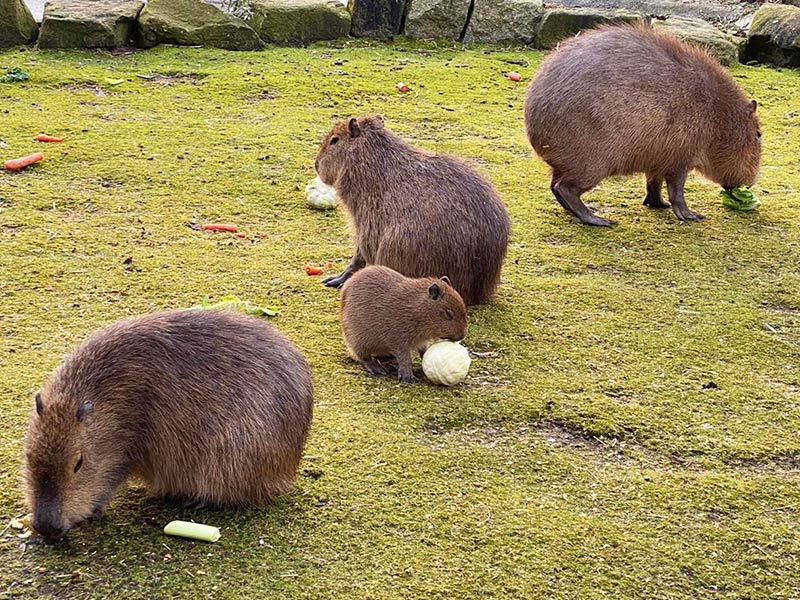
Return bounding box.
[450,334,465,342]
[32,516,64,540]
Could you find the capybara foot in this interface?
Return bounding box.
[673,206,706,222]
[363,358,389,376]
[399,371,419,384]
[643,194,670,209]
[578,213,616,227]
[323,272,350,288]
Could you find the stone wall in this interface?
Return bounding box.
[1,0,797,68]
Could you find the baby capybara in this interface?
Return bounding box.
[340,265,467,383]
[315,115,511,305]
[23,309,313,539]
[524,24,762,226]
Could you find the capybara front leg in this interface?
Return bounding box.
[323,252,366,288]
[362,357,389,376]
[396,351,419,384]
[643,176,669,209]
[554,180,616,227]
[666,171,705,222]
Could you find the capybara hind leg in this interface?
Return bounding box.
[550,173,572,213]
[396,351,419,384]
[643,176,669,209]
[666,171,705,222]
[362,357,389,376]
[554,180,616,227]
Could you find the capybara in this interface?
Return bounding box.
[23,309,313,539]
[340,265,467,383]
[314,115,511,305]
[524,24,762,226]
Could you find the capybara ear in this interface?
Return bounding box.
[35,391,43,416]
[749,100,757,115]
[348,118,361,138]
[374,114,385,128]
[428,283,442,300]
[440,276,451,286]
[76,400,94,422]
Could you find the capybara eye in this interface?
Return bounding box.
[74,455,84,473]
[757,131,762,139]
[445,309,455,320]
[329,136,339,146]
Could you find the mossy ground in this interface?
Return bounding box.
[0,39,799,599]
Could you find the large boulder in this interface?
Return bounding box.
[652,16,741,66]
[348,0,407,39]
[0,0,38,47]
[246,0,350,44]
[38,0,144,48]
[137,0,263,50]
[747,3,800,67]
[404,0,472,40]
[535,7,644,49]
[463,0,545,44]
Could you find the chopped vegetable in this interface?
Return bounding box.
[4,152,43,171]
[193,295,278,318]
[163,520,220,543]
[507,72,521,82]
[305,265,324,276]
[720,186,758,211]
[201,224,238,232]
[0,67,29,83]
[326,261,334,268]
[305,176,338,210]
[235,232,247,238]
[422,341,471,386]
[396,82,410,93]
[36,134,65,143]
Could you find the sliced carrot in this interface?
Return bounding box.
[36,134,65,143]
[236,232,247,238]
[506,72,521,82]
[326,261,333,268]
[304,265,324,276]
[4,152,43,171]
[396,82,410,93]
[258,232,270,238]
[202,224,238,233]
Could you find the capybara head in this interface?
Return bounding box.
[314,115,385,186]
[24,389,107,540]
[419,276,468,344]
[705,99,761,190]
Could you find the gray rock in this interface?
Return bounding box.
[652,16,740,65]
[0,0,38,47]
[404,0,471,40]
[348,0,407,39]
[246,0,351,44]
[464,0,545,44]
[536,7,645,49]
[747,3,800,67]
[137,0,262,50]
[38,0,144,48]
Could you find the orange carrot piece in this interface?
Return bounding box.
[4,152,43,171]
[396,82,410,93]
[201,224,238,233]
[36,134,66,143]
[326,261,333,268]
[236,232,247,238]
[305,265,324,276]
[506,72,522,82]
[258,232,270,238]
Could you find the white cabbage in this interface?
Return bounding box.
[305,176,338,210]
[422,341,471,386]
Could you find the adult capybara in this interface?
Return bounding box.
[23,309,313,539]
[340,266,467,383]
[314,115,511,305]
[524,24,762,226]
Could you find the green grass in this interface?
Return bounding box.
[1,39,799,599]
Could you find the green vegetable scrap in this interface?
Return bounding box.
[163,520,220,543]
[0,67,29,84]
[720,186,758,211]
[193,295,278,317]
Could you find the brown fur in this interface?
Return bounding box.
[315,115,511,305]
[339,265,467,383]
[23,309,314,539]
[524,24,762,226]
